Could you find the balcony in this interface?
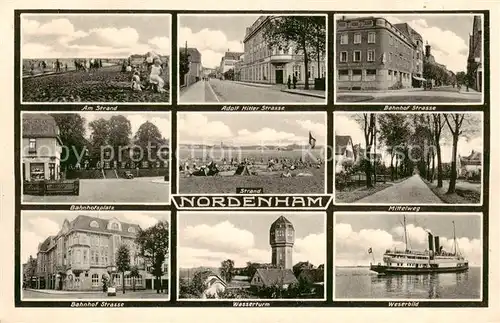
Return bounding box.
[70,263,90,271]
[269,54,293,64]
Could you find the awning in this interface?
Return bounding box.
[412,76,426,81]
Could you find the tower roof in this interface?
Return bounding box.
[270,216,294,232]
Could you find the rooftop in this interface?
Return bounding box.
[23,114,60,138]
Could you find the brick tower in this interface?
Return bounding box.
[269,216,295,269]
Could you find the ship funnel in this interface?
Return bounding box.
[434,236,440,254]
[427,232,434,252]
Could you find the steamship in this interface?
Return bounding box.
[369,216,469,275]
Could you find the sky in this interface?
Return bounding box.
[178,112,326,146]
[335,213,482,267]
[21,211,170,263]
[52,112,171,141]
[179,15,259,68]
[22,14,171,59]
[178,212,326,268]
[340,14,479,73]
[334,113,483,164]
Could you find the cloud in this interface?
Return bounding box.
[179,26,243,68]
[296,120,327,141]
[22,17,170,58]
[334,114,365,146]
[22,217,61,262]
[179,246,269,268]
[335,222,481,267]
[178,114,233,142]
[120,213,164,230]
[295,233,326,266]
[236,128,306,145]
[182,221,255,253]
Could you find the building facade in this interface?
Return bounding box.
[32,215,169,291]
[336,16,424,90]
[269,216,295,270]
[467,15,482,91]
[22,114,63,182]
[183,47,203,86]
[335,135,356,173]
[220,51,244,79]
[241,16,326,85]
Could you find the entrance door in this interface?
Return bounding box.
[146,279,152,289]
[275,70,284,84]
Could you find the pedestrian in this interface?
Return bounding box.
[293,73,297,89]
[131,71,143,91]
[103,281,107,292]
[149,58,166,92]
[287,75,291,89]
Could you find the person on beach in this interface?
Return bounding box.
[149,58,166,92]
[131,71,143,91]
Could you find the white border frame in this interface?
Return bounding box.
[20,210,172,302]
[20,110,172,205]
[332,211,484,302]
[177,13,328,106]
[333,13,485,106]
[176,210,327,302]
[333,111,484,206]
[175,110,328,196]
[20,13,173,106]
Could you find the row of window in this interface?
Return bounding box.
[339,50,416,71]
[339,50,376,63]
[90,273,144,287]
[338,20,374,29]
[340,32,376,45]
[337,69,412,82]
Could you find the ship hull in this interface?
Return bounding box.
[370,265,469,275]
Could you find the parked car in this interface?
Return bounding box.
[124,171,134,179]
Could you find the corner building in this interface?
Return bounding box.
[241,16,326,85]
[34,215,168,291]
[336,16,424,90]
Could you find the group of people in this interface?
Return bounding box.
[125,55,167,93]
[26,59,69,75]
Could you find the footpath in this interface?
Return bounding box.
[233,80,326,99]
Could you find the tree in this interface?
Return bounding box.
[179,49,191,86]
[263,16,326,90]
[456,71,466,86]
[378,114,411,181]
[223,68,235,81]
[89,118,110,162]
[431,114,446,187]
[116,244,131,294]
[354,114,376,188]
[51,114,88,170]
[220,259,235,283]
[129,266,140,292]
[136,221,169,294]
[133,121,167,164]
[308,16,327,79]
[108,115,132,162]
[25,255,37,287]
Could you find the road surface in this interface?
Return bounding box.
[22,289,168,299]
[180,79,324,103]
[355,174,442,204]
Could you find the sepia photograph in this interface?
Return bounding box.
[21,211,170,300]
[335,112,482,204]
[178,14,326,103]
[335,212,482,300]
[21,14,171,103]
[177,112,326,194]
[335,14,483,103]
[21,112,171,204]
[177,211,325,300]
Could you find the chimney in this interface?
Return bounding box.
[427,232,434,252]
[425,42,431,58]
[434,236,440,254]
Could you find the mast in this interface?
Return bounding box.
[452,221,457,255]
[403,215,408,251]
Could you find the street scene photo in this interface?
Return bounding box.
[335,112,482,204]
[22,211,170,300]
[179,14,326,103]
[178,211,325,300]
[22,14,171,103]
[335,212,482,300]
[177,112,326,194]
[22,112,170,203]
[335,14,483,103]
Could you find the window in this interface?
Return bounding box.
[366,69,376,75]
[395,40,398,48]
[364,20,374,27]
[338,22,347,28]
[128,227,136,233]
[83,250,88,263]
[340,51,348,62]
[111,223,119,230]
[28,139,36,152]
[92,274,99,286]
[353,50,361,62]
[352,69,362,76]
[125,275,131,286]
[114,274,121,286]
[350,21,359,28]
[30,163,45,180]
[90,221,99,228]
[137,275,143,286]
[389,35,393,46]
[368,32,376,43]
[354,33,361,44]
[340,33,348,45]
[367,50,375,62]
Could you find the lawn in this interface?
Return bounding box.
[179,167,325,194]
[424,179,481,204]
[335,183,392,203]
[22,65,170,102]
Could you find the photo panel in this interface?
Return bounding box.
[334,212,483,301]
[21,111,171,205]
[21,13,172,104]
[177,14,327,105]
[20,210,171,302]
[176,111,327,195]
[177,211,326,301]
[334,111,483,205]
[334,13,484,105]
